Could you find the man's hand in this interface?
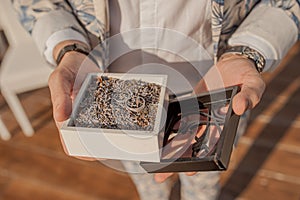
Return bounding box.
[154,54,266,183]
[48,41,100,158]
[196,54,266,115]
[48,41,100,125]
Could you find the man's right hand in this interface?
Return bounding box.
[48,41,101,159]
[48,41,100,125]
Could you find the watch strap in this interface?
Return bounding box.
[221,46,266,73]
[56,43,90,65]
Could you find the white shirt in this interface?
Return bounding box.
[109,0,213,61]
[47,0,214,94]
[107,0,214,94]
[43,1,298,92]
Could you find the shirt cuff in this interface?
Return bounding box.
[228,4,298,72]
[31,10,89,63]
[45,29,90,65]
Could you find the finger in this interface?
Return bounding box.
[53,93,72,122]
[48,70,73,122]
[232,92,250,116]
[154,173,174,183]
[185,172,197,176]
[232,84,265,115]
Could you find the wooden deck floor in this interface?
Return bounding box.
[0,43,299,200]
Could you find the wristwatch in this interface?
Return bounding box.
[221,46,266,73]
[56,43,90,65]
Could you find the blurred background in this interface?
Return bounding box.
[0,1,299,200]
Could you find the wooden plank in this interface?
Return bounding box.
[0,176,11,198]
[262,149,300,178]
[220,142,250,186]
[238,175,300,200]
[0,140,139,200]
[10,121,64,153]
[280,123,300,147]
[1,177,101,200]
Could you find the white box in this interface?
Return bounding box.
[60,73,168,162]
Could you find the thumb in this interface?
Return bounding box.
[48,69,74,122]
[232,90,251,116]
[232,84,265,115]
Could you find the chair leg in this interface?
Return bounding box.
[0,116,11,140]
[1,88,34,136]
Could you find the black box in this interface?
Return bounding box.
[140,86,240,173]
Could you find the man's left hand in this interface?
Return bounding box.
[154,54,266,183]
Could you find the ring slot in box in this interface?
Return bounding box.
[140,86,240,172]
[60,73,168,162]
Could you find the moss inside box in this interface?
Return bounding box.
[72,75,162,131]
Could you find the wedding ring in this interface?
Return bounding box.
[125,96,145,113]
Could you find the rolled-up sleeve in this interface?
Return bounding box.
[13,0,89,55]
[228,1,299,71]
[44,28,90,65]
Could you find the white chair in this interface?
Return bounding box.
[0,116,11,140]
[0,0,53,139]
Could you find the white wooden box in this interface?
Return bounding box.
[60,73,168,162]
